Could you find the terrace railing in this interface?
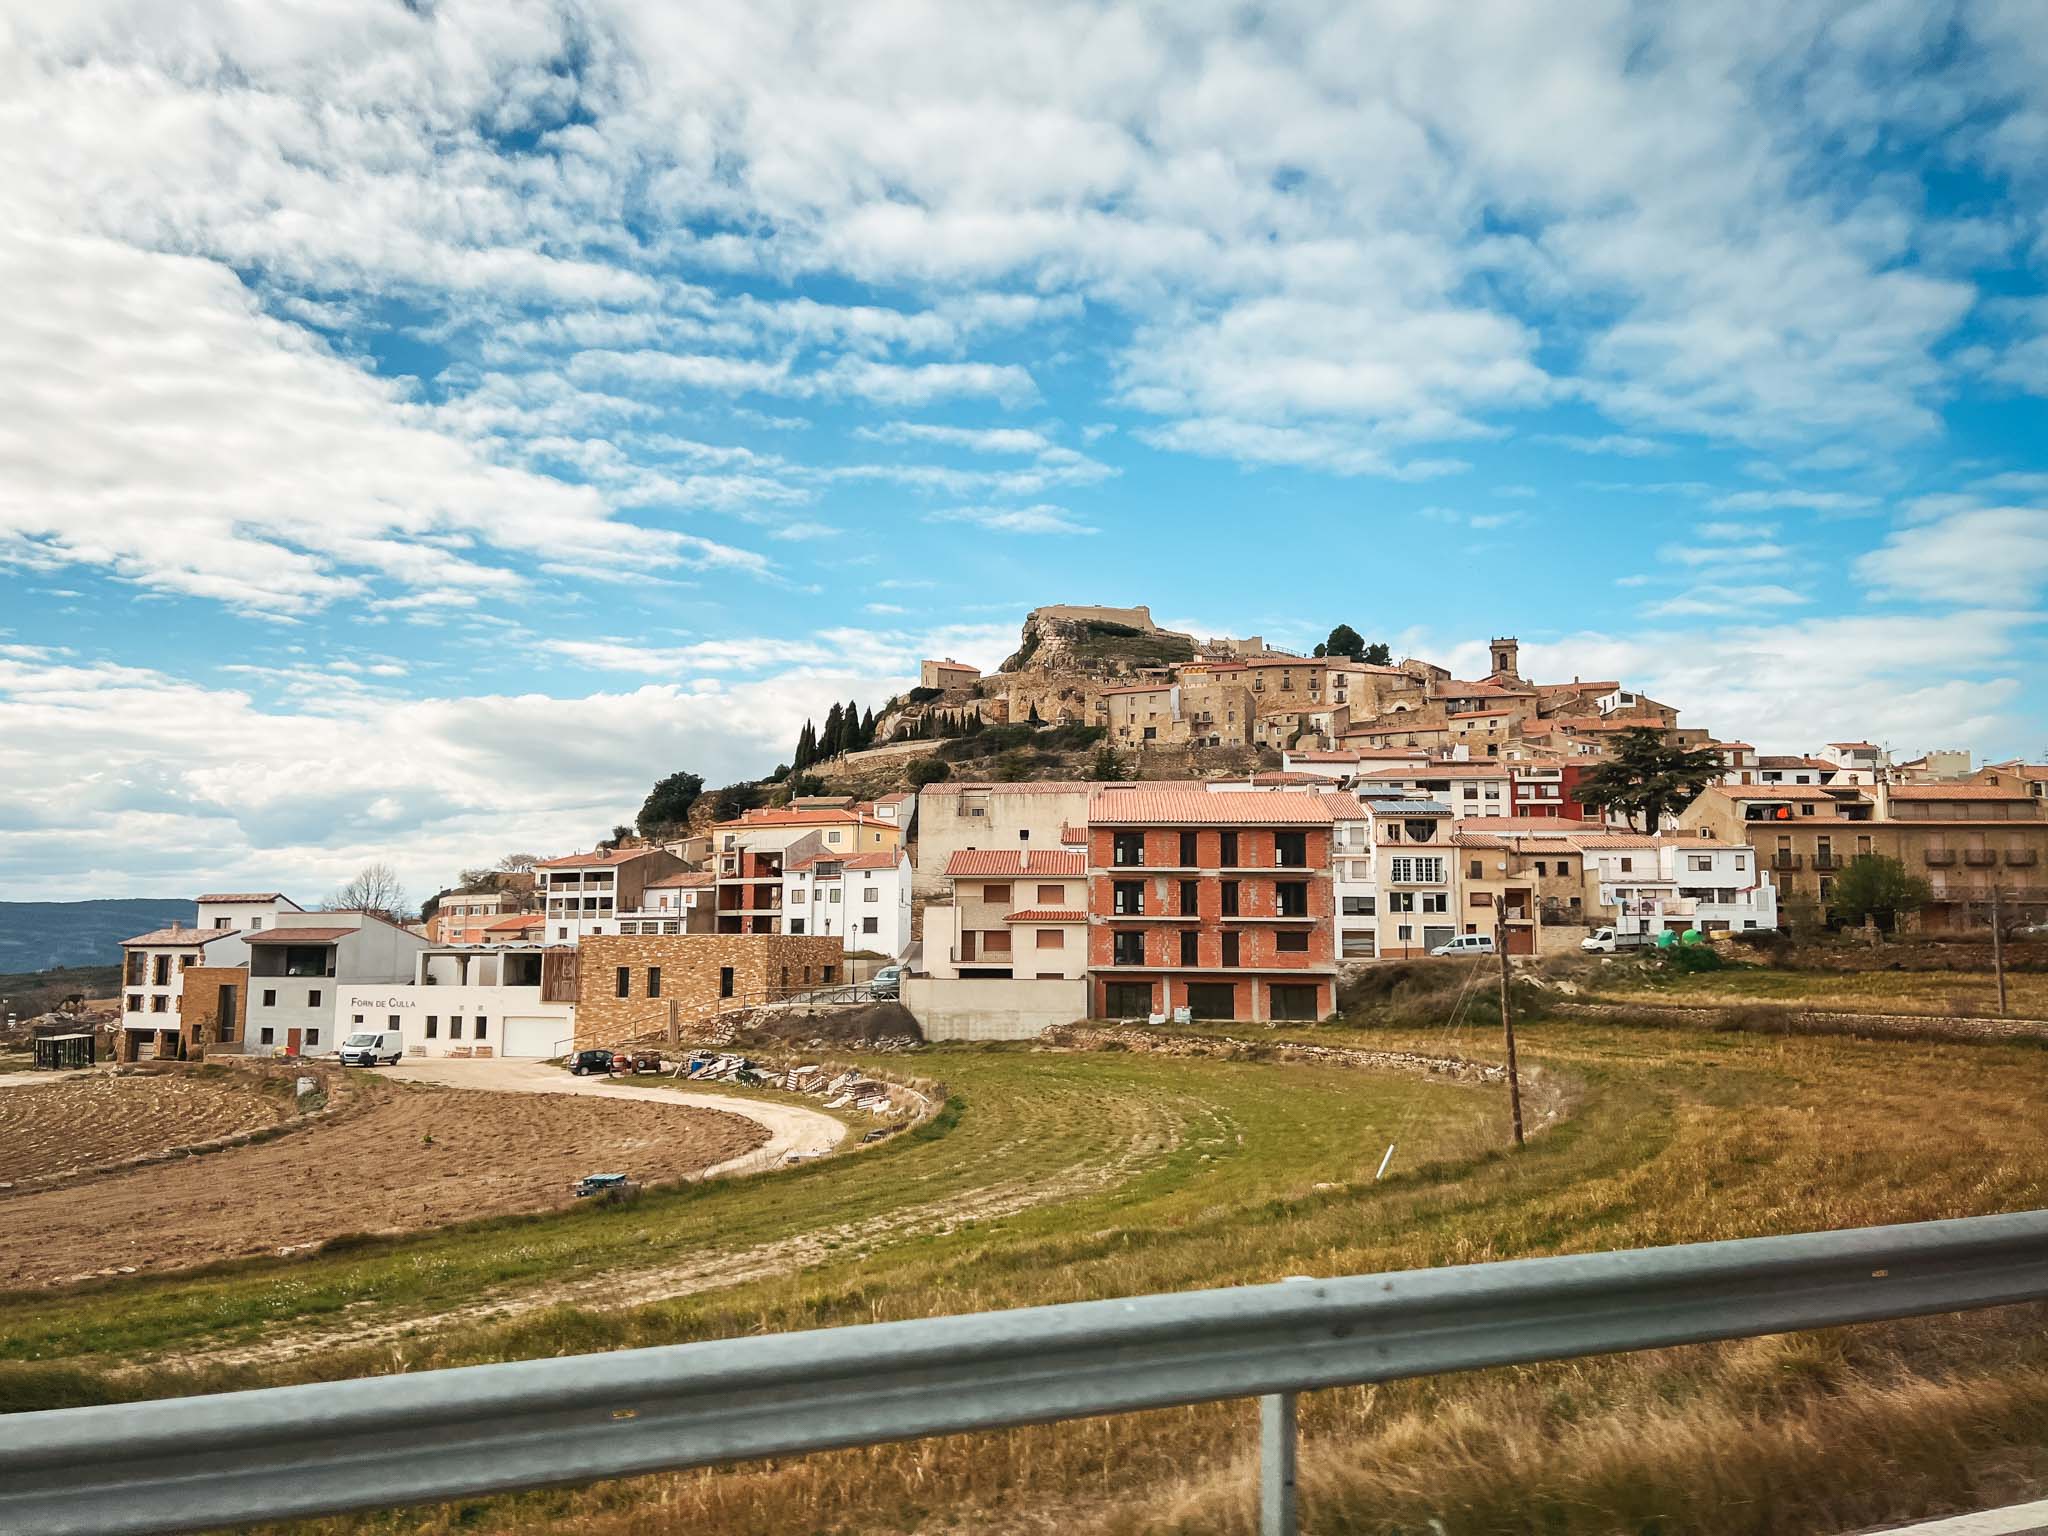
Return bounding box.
[5,1210,2048,1536]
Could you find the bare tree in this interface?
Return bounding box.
[325,861,410,923]
[497,852,539,872]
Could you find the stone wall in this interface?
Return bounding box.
[178,965,250,1056]
[574,932,847,1047]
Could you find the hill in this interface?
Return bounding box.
[0,899,194,972]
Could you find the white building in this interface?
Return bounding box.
[783,849,913,957]
[339,944,572,1059]
[119,892,302,1056]
[616,870,717,935]
[1570,834,1778,938]
[1326,792,1379,960]
[1817,741,1887,784]
[243,910,429,1056]
[1355,763,1512,821]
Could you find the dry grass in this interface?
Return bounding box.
[1575,955,2048,1018]
[12,1015,2048,1536]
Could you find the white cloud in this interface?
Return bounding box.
[1534,433,1668,457]
[1710,490,1879,513]
[1641,583,1810,618]
[926,504,1097,535]
[853,422,1054,454]
[1856,506,2048,607]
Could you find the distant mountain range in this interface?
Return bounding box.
[0,899,195,972]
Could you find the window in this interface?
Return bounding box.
[647,966,661,998]
[305,1029,320,1046]
[213,916,230,930]
[260,1026,275,1044]
[790,919,806,934]
[720,966,735,999]
[1801,805,1815,816]
[1275,882,1309,917]
[1690,853,1714,872]
[1619,857,1633,873]
[1469,859,1483,879]
[151,994,167,1012]
[1220,831,1239,866]
[983,883,1012,903]
[826,830,842,843]
[862,916,879,934]
[307,990,321,1008]
[1038,929,1065,950]
[1179,879,1199,915]
[1388,892,1415,913]
[1341,896,1374,916]
[1274,831,1307,867]
[1275,930,1310,953]
[822,965,836,984]
[1039,883,1067,905]
[1557,860,1572,875]
[450,1016,462,1039]
[558,927,568,940]
[1180,831,1199,865]
[982,930,1013,955]
[1180,929,1200,965]
[1387,856,1445,884]
[1113,880,1146,915]
[127,992,142,1012]
[352,1013,365,1025]
[474,1017,487,1039]
[791,889,807,904]
[864,886,879,902]
[152,955,170,985]
[1220,880,1240,916]
[1113,931,1145,965]
[1112,832,1145,867]
[1103,981,1154,1016]
[262,988,277,1007]
[1421,892,1448,914]
[1221,931,1241,967]
[615,966,631,999]
[426,1015,438,1038]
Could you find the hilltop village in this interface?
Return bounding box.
[111,603,2048,1059]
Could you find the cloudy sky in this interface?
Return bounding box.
[3,0,2046,906]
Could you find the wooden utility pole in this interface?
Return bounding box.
[1495,893,1525,1148]
[1991,884,2009,1017]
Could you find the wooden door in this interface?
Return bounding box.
[286,1027,301,1055]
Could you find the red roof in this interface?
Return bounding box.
[1087,788,1335,826]
[1885,784,2031,801]
[536,847,660,869]
[121,926,240,948]
[645,870,715,888]
[1003,907,1087,923]
[842,851,906,870]
[195,892,296,905]
[946,849,1086,877]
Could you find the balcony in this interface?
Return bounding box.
[2008,849,2039,867]
[1811,854,1840,872]
[1963,850,1998,867]
[1770,853,1802,870]
[1924,849,1956,867]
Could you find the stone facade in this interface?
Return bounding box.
[572,932,846,1046]
[178,965,250,1057]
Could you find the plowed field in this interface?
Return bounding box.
[0,1069,292,1184]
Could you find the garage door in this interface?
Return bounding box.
[501,1016,566,1059]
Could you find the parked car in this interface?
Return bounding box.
[337,1029,403,1067]
[568,1048,615,1076]
[869,964,903,999]
[1430,933,1495,957]
[1581,927,1651,953]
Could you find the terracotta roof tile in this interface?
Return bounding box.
[1003,907,1088,923]
[245,926,356,943]
[1885,784,2033,800]
[945,849,1086,877]
[842,851,906,870]
[645,870,715,888]
[121,926,238,948]
[537,847,660,868]
[194,892,293,904]
[1087,788,1335,825]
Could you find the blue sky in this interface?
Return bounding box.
[2,1,2045,905]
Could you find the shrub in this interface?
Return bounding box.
[905,757,951,787]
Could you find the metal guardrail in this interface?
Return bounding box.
[5,1210,2048,1535]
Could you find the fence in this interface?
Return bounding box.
[6,1209,2048,1535]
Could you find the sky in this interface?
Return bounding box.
[2,0,2046,908]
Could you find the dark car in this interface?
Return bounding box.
[569,1048,615,1076]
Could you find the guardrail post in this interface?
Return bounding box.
[1260,1391,1297,1535]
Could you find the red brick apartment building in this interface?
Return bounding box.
[1085,787,1337,1022]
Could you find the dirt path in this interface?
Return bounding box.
[0,1080,769,1289]
[381,1056,847,1169]
[139,1075,1182,1375]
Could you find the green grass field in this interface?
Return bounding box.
[6,1012,2048,1535]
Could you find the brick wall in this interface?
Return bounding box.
[178,965,250,1055]
[573,932,847,1046]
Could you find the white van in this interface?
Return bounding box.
[1430,933,1496,957]
[338,1029,404,1067]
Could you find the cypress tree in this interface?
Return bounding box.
[820,703,844,758]
[860,706,876,748]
